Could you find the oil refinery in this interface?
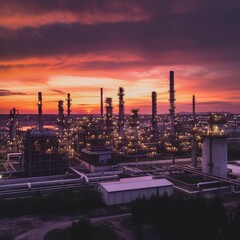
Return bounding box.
[1,71,240,203]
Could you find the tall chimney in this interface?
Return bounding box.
[105,97,113,146]
[169,71,176,165]
[58,100,64,137]
[9,108,19,152]
[192,95,196,124]
[152,91,158,141]
[99,88,104,131]
[118,87,125,139]
[100,88,104,120]
[38,92,43,131]
[66,93,71,119]
[169,71,175,138]
[192,95,198,167]
[130,108,140,151]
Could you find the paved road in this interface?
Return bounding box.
[14,212,131,240]
[15,219,75,240]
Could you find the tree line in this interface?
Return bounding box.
[131,194,240,240]
[0,189,102,217]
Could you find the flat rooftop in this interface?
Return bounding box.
[228,160,240,176]
[100,176,173,193]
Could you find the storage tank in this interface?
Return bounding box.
[202,114,228,177]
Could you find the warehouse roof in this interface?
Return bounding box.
[99,177,173,193]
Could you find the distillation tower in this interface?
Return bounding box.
[130,109,140,152]
[118,87,125,140]
[58,100,64,137]
[38,92,43,131]
[169,71,176,164]
[23,92,68,177]
[100,88,104,128]
[151,91,158,142]
[66,93,71,120]
[191,95,198,167]
[9,108,19,152]
[105,97,113,146]
[169,71,175,138]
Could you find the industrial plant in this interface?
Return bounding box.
[0,71,240,204]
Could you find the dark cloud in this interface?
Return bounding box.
[0,89,27,96]
[50,89,65,94]
[184,101,239,113]
[0,1,240,114]
[198,101,234,106]
[0,0,145,16]
[1,0,238,21]
[0,0,239,66]
[79,61,150,71]
[0,0,186,26]
[197,101,240,111]
[0,63,49,70]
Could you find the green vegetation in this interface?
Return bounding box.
[0,189,102,217]
[131,195,240,240]
[44,219,117,240]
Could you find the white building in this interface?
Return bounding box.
[98,176,173,205]
[202,114,228,177]
[81,146,115,165]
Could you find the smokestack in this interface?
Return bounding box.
[192,95,196,124]
[169,71,175,138]
[118,87,125,138]
[152,91,158,142]
[58,100,64,119]
[130,109,139,128]
[105,97,113,145]
[169,71,176,165]
[130,108,140,151]
[152,92,157,120]
[152,91,157,127]
[192,95,198,167]
[66,93,71,119]
[9,108,19,152]
[58,100,64,137]
[38,92,43,131]
[100,88,104,119]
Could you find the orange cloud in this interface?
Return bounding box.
[0,0,240,114]
[0,55,240,114]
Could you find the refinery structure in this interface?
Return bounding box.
[1,71,240,202]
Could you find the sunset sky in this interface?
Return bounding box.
[0,0,240,114]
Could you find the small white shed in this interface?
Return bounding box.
[99,176,173,205]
